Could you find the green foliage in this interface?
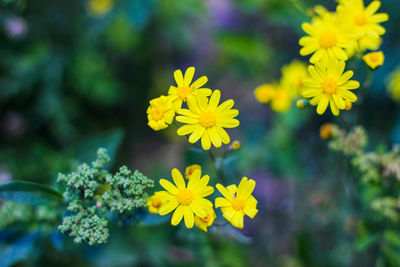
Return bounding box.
[57,148,154,245]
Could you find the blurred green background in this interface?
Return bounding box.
[1,0,400,266]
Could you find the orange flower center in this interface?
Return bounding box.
[322,78,338,95]
[151,197,162,208]
[297,77,304,88]
[232,198,246,211]
[177,189,193,206]
[151,106,164,121]
[354,13,367,26]
[200,215,211,223]
[177,85,192,100]
[320,30,338,48]
[369,53,380,62]
[199,111,216,128]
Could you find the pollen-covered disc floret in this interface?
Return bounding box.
[215,177,258,229]
[157,168,214,228]
[302,58,360,116]
[147,95,175,131]
[176,90,239,150]
[168,67,212,110]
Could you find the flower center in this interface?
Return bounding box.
[297,77,304,88]
[177,85,192,100]
[151,106,164,121]
[354,13,367,26]
[199,111,216,128]
[320,30,338,48]
[177,189,193,206]
[369,53,380,62]
[322,78,338,95]
[231,198,246,211]
[200,215,211,223]
[151,197,162,208]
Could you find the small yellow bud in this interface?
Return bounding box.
[232,140,241,150]
[362,51,384,70]
[344,100,352,111]
[320,123,334,140]
[296,100,305,110]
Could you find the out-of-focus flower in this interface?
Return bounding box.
[176,90,239,150]
[337,0,388,52]
[147,95,175,131]
[168,67,211,110]
[329,126,367,155]
[363,51,384,69]
[194,208,216,232]
[185,164,202,179]
[280,60,308,97]
[296,100,305,110]
[254,84,276,104]
[320,123,335,139]
[215,177,258,229]
[387,67,400,102]
[303,58,359,116]
[344,100,352,110]
[231,140,241,150]
[158,168,214,228]
[0,171,12,184]
[147,192,166,214]
[299,12,356,63]
[5,17,27,38]
[87,0,113,16]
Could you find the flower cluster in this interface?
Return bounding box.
[58,148,154,245]
[147,67,239,150]
[147,166,258,232]
[298,0,388,116]
[254,60,308,113]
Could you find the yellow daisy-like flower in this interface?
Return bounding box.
[88,0,113,16]
[363,51,384,69]
[176,90,239,150]
[302,58,360,116]
[147,192,166,214]
[337,0,389,52]
[147,95,175,131]
[387,67,400,102]
[185,164,202,179]
[194,208,217,232]
[280,60,308,97]
[299,12,356,63]
[254,84,276,104]
[168,67,212,110]
[158,168,214,228]
[215,177,258,229]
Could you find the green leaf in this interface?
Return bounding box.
[384,230,400,248]
[0,181,63,204]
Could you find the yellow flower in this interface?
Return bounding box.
[302,58,360,116]
[320,123,335,139]
[231,140,241,150]
[270,87,292,113]
[158,168,214,228]
[280,60,308,97]
[337,0,389,52]
[168,67,212,110]
[88,0,113,16]
[254,84,276,103]
[194,208,217,232]
[388,67,400,102]
[176,90,239,150]
[296,99,305,110]
[344,100,352,110]
[147,95,175,131]
[147,192,166,214]
[185,164,202,179]
[215,177,258,229]
[299,12,356,63]
[363,51,384,69]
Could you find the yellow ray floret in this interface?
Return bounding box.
[176,90,239,150]
[215,177,258,229]
[299,12,356,63]
[158,168,214,229]
[302,58,360,116]
[194,208,217,232]
[168,67,212,110]
[363,51,384,69]
[147,95,175,131]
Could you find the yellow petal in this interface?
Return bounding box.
[171,168,186,189]
[174,69,184,87]
[171,205,185,226]
[159,179,178,194]
[159,200,179,215]
[184,67,195,85]
[183,206,194,228]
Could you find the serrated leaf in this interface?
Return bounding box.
[0,181,63,205]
